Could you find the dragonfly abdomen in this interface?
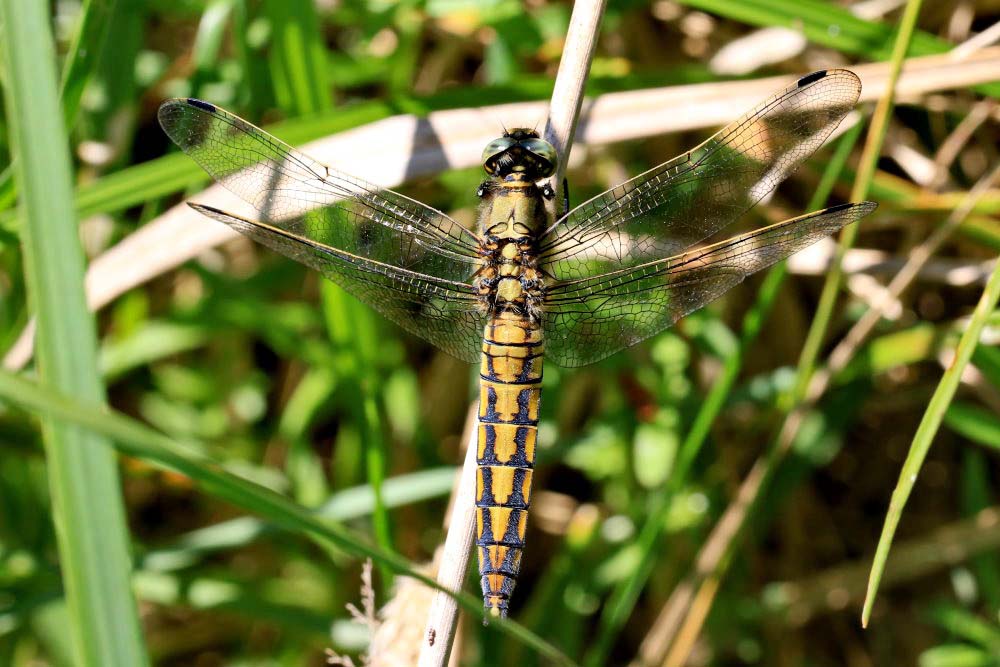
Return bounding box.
[476,311,543,618]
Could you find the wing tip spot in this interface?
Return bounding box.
[187,98,217,113]
[797,70,828,87]
[825,200,877,216]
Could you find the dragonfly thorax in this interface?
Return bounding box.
[474,171,550,319]
[475,235,545,318]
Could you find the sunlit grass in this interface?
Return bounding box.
[0,0,147,665]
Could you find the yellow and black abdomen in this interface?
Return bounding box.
[476,310,543,618]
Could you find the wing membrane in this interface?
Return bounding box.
[191,204,486,363]
[539,70,862,281]
[158,99,481,282]
[543,202,877,367]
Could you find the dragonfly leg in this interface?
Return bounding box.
[541,179,570,215]
[477,181,492,198]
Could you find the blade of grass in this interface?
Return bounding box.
[959,451,1000,614]
[140,467,457,572]
[863,256,1000,626]
[0,368,580,667]
[945,402,1000,450]
[0,1,148,665]
[264,0,332,114]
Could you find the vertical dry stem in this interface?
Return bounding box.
[543,0,607,212]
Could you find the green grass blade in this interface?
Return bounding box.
[863,256,1000,626]
[321,285,396,585]
[959,451,1000,613]
[944,402,1000,450]
[0,369,580,667]
[59,0,119,127]
[140,467,457,572]
[0,1,148,665]
[264,0,333,114]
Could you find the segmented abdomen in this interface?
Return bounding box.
[476,310,543,618]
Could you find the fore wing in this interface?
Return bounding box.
[543,202,877,367]
[158,98,481,283]
[539,70,862,281]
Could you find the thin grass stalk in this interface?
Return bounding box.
[542,0,607,211]
[419,413,480,667]
[0,1,148,665]
[0,368,579,666]
[417,3,606,664]
[862,256,1000,625]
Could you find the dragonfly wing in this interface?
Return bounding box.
[539,70,862,281]
[543,202,877,367]
[158,98,481,282]
[192,204,486,363]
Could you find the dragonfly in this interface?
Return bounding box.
[159,68,875,619]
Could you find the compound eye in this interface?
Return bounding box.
[520,137,557,176]
[481,137,516,167]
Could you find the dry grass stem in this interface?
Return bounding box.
[787,240,998,287]
[930,99,996,187]
[542,0,607,207]
[418,409,478,667]
[950,19,1000,59]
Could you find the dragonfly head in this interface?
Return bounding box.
[482,128,557,180]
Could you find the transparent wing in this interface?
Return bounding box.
[539,70,862,281]
[158,98,481,282]
[191,204,486,363]
[542,202,877,367]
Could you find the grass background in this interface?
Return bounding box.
[2,1,1000,665]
